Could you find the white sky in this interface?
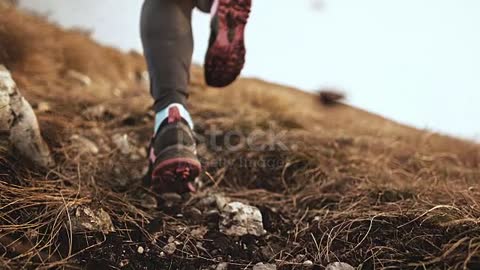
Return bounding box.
[19,0,480,141]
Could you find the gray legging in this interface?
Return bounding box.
[141,0,213,113]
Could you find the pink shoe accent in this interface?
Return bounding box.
[152,158,201,178]
[149,148,157,163]
[168,106,181,124]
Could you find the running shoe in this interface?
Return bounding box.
[204,0,252,87]
[146,106,201,194]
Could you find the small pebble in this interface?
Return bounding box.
[137,246,144,254]
[191,226,208,239]
[161,193,183,203]
[303,260,314,267]
[119,259,129,267]
[253,262,277,270]
[325,262,355,270]
[112,134,131,155]
[37,102,51,112]
[185,207,203,220]
[216,262,228,270]
[164,242,176,255]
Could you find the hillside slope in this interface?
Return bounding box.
[1,5,480,270]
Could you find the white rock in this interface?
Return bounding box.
[219,202,266,237]
[71,206,115,234]
[216,262,228,270]
[36,102,51,112]
[129,153,141,161]
[325,262,355,270]
[164,242,176,255]
[137,246,144,254]
[303,260,314,267]
[138,147,147,158]
[112,134,131,155]
[70,135,99,154]
[0,65,55,168]
[119,259,129,267]
[83,104,107,119]
[253,263,276,270]
[66,70,92,86]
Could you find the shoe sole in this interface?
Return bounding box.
[152,157,201,192]
[205,0,251,87]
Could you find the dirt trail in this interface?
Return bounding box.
[1,5,480,270]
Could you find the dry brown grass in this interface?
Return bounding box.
[1,5,480,270]
[0,7,144,91]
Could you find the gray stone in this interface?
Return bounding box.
[71,206,115,234]
[0,65,55,168]
[219,202,266,237]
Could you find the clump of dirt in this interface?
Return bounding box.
[318,89,345,105]
[1,5,480,270]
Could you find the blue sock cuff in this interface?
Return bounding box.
[154,103,194,134]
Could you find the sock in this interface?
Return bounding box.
[154,103,194,134]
